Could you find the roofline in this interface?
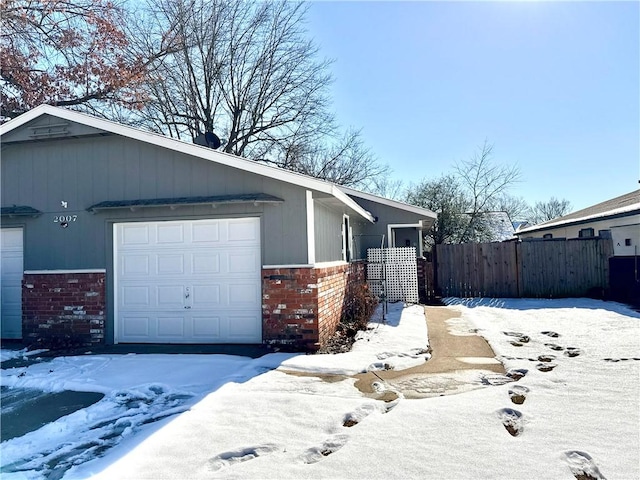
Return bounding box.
[0,105,374,223]
[516,208,640,235]
[338,185,437,219]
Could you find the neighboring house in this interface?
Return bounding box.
[515,189,640,256]
[476,211,515,242]
[0,105,436,350]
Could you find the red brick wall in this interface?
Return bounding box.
[22,271,106,349]
[262,262,366,350]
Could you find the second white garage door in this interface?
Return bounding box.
[114,218,262,344]
[1,228,23,339]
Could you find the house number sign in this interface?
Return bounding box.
[55,200,77,228]
[54,215,78,227]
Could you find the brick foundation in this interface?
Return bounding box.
[22,271,106,349]
[262,262,366,350]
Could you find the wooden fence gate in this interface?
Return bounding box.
[435,238,614,298]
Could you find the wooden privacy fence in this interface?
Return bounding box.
[435,238,614,298]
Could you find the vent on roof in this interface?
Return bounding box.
[194,131,221,149]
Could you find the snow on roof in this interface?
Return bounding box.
[518,189,640,234]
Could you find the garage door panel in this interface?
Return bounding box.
[122,254,150,275]
[192,223,220,243]
[228,283,260,305]
[122,315,150,337]
[193,316,220,337]
[228,219,260,243]
[228,315,261,338]
[192,284,220,306]
[1,229,23,248]
[2,254,22,273]
[122,286,151,307]
[157,285,185,307]
[157,316,186,337]
[122,224,150,245]
[157,224,184,243]
[157,254,185,275]
[115,218,261,344]
[1,285,22,307]
[192,252,220,274]
[227,251,260,273]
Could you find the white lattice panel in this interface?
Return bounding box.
[367,247,418,303]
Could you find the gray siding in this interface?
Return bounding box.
[350,197,425,258]
[313,202,343,262]
[0,113,107,143]
[1,134,309,269]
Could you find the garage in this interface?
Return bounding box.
[114,218,262,344]
[1,227,23,339]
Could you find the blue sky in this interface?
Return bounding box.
[305,1,639,212]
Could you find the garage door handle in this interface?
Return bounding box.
[184,306,191,309]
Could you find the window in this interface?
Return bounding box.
[578,228,594,238]
[543,233,553,239]
[625,238,632,247]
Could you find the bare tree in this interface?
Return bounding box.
[455,141,521,243]
[527,197,572,224]
[363,175,405,201]
[275,128,389,187]
[125,0,387,186]
[405,142,521,247]
[492,194,530,222]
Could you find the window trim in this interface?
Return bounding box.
[342,214,352,262]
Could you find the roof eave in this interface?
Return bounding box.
[517,209,640,235]
[0,106,373,218]
[338,185,437,219]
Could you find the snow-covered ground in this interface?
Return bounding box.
[1,299,638,480]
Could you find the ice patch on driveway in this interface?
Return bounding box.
[0,384,193,479]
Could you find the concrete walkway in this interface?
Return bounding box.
[354,305,506,400]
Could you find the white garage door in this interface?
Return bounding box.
[114,218,262,344]
[1,228,24,339]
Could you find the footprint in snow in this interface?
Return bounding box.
[564,450,607,480]
[367,361,393,371]
[342,403,379,427]
[503,331,530,343]
[209,444,280,471]
[541,330,561,338]
[479,373,513,386]
[302,434,349,464]
[536,362,557,372]
[564,347,582,358]
[505,368,528,381]
[496,408,524,437]
[538,354,556,363]
[545,343,564,351]
[383,398,401,413]
[508,385,529,405]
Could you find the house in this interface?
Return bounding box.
[515,189,640,257]
[0,105,436,350]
